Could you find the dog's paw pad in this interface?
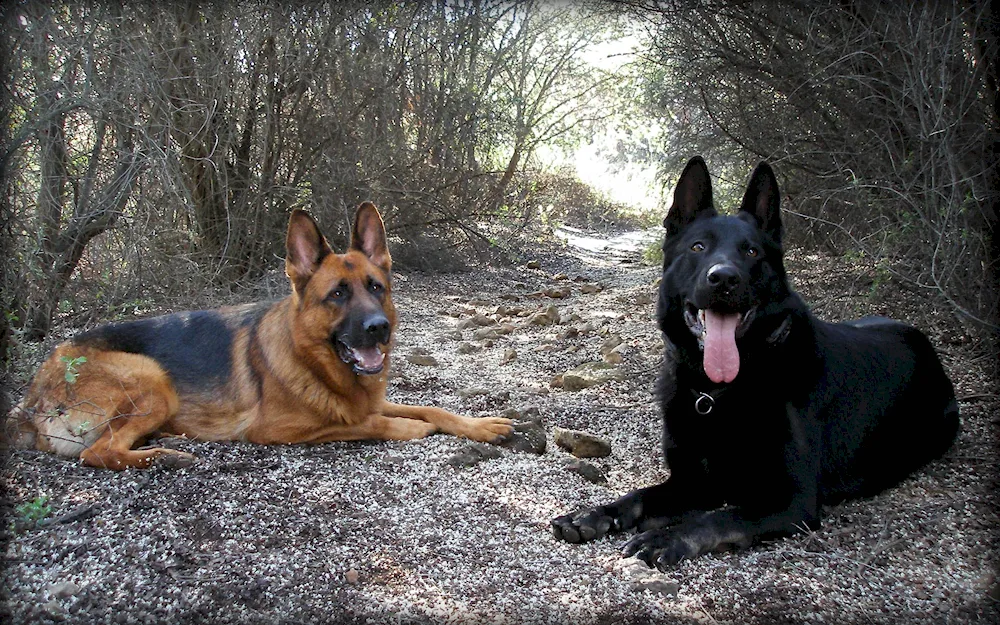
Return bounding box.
[154,451,197,469]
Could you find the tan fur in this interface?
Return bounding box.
[12,204,512,470]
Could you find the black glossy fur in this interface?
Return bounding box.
[552,156,960,569]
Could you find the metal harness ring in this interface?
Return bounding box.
[694,392,715,415]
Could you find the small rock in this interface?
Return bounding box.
[553,427,612,458]
[599,334,624,355]
[557,327,579,340]
[500,419,547,455]
[564,459,606,483]
[440,329,464,341]
[497,323,516,335]
[446,443,503,467]
[552,273,568,281]
[521,406,541,419]
[561,361,625,391]
[543,286,571,298]
[550,374,564,388]
[42,599,64,619]
[500,408,522,420]
[978,572,1000,600]
[631,577,680,597]
[526,260,541,269]
[617,559,652,579]
[47,582,81,598]
[473,327,501,341]
[603,345,625,365]
[345,569,360,584]
[456,342,481,354]
[501,349,517,364]
[459,314,496,329]
[559,313,582,324]
[528,305,561,326]
[635,292,655,306]
[406,352,439,366]
[579,283,603,294]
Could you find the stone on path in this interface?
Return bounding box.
[553,427,611,458]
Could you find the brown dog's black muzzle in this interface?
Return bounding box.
[333,307,391,375]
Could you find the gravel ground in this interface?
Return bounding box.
[2,232,998,624]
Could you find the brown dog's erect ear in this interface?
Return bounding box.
[350,202,391,273]
[665,156,716,237]
[285,209,333,296]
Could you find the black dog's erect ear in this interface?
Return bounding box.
[350,202,391,273]
[739,162,782,246]
[665,156,716,237]
[285,209,333,296]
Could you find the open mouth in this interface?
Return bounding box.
[335,340,386,375]
[684,303,755,384]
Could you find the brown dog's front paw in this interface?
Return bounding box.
[466,417,514,443]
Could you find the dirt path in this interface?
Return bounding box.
[4,231,998,624]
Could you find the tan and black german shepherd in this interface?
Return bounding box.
[12,203,512,470]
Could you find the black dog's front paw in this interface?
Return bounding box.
[551,506,616,543]
[622,528,697,570]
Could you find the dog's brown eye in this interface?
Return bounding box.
[691,242,705,253]
[746,247,759,258]
[328,286,348,302]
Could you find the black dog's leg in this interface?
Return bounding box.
[552,447,720,543]
[551,482,668,543]
[623,498,819,570]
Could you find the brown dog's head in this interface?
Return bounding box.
[285,203,396,376]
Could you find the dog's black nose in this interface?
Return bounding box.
[364,314,390,343]
[707,264,742,291]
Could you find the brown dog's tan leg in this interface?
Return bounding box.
[256,413,438,444]
[380,402,513,443]
[78,393,192,470]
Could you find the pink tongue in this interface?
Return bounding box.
[353,347,385,371]
[703,310,741,383]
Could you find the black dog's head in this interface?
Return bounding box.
[657,156,790,384]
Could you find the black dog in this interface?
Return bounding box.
[552,156,960,569]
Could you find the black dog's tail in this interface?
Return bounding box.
[929,397,961,459]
